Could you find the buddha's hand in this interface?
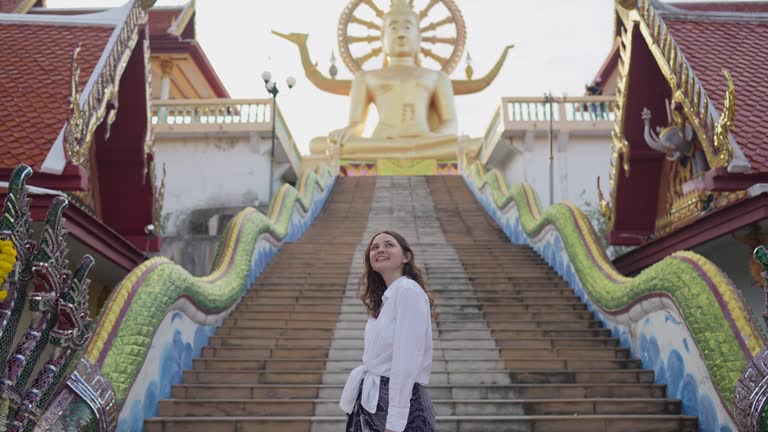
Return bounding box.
[328,126,356,146]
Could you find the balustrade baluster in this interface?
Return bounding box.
[194,105,202,124]
[572,101,581,121]
[234,104,243,123]
[246,104,254,123]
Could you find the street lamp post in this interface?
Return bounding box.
[261,71,295,208]
[545,92,555,207]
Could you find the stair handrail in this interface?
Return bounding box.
[459,152,765,430]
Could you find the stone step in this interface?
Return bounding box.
[438,319,606,330]
[171,383,668,400]
[337,291,580,300]
[215,328,336,338]
[441,311,595,321]
[229,304,343,313]
[437,295,583,303]
[239,298,344,305]
[243,287,344,301]
[216,318,605,330]
[208,337,498,350]
[257,269,351,275]
[491,329,613,338]
[193,356,638,372]
[246,284,569,292]
[182,369,654,385]
[219,319,339,329]
[321,346,621,361]
[145,415,698,432]
[202,347,329,359]
[227,311,340,320]
[433,328,611,338]
[158,397,681,417]
[231,302,588,314]
[501,346,628,359]
[322,336,623,349]
[208,336,333,349]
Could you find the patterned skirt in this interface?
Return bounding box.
[345,376,435,432]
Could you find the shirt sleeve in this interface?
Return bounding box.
[386,281,430,432]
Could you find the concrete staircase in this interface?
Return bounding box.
[145,176,697,432]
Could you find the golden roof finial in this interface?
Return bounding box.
[713,69,735,163]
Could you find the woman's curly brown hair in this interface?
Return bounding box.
[359,230,435,319]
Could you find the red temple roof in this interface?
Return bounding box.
[147,2,195,40]
[607,1,768,271]
[148,7,179,35]
[662,10,768,172]
[0,0,20,13]
[0,23,112,169]
[670,2,768,13]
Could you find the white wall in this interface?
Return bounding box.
[489,131,612,210]
[693,235,767,333]
[154,132,272,236]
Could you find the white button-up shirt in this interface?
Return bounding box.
[340,276,433,432]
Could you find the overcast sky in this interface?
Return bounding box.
[45,0,744,155]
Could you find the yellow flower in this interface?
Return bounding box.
[0,239,17,300]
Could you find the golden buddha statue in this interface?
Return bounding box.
[311,0,459,161]
[275,0,513,163]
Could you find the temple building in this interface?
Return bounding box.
[4,1,768,431]
[0,0,161,314]
[602,1,768,324]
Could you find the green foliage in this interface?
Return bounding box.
[575,189,633,260]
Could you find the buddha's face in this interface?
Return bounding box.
[382,11,420,59]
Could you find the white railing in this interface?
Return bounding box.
[502,96,617,123]
[152,99,273,126]
[151,98,302,172]
[479,96,616,163]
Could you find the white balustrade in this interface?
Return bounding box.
[503,96,617,123]
[152,99,274,126]
[478,96,616,165]
[151,98,302,172]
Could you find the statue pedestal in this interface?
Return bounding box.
[301,155,459,176]
[341,159,458,176]
[301,138,481,176]
[339,159,459,177]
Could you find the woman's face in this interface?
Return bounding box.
[369,233,409,275]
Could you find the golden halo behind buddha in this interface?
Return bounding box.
[337,0,466,75]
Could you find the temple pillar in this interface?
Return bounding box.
[159,58,174,100]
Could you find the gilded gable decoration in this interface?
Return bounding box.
[633,0,738,171]
[606,14,634,231]
[63,0,153,169]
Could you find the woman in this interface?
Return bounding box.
[340,231,436,432]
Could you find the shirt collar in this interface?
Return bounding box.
[382,276,407,303]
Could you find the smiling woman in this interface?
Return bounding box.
[340,230,435,432]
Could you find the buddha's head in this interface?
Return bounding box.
[382,0,420,60]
